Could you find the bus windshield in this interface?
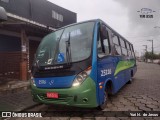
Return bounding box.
[35,22,95,66]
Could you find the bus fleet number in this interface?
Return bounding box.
[101,69,112,77]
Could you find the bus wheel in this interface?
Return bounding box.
[127,78,132,84]
[127,71,133,84]
[98,89,108,110]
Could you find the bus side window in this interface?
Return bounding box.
[98,25,110,58]
[120,38,128,56]
[130,44,135,58]
[112,34,122,55]
[126,42,132,57]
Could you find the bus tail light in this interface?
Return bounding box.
[72,67,91,87]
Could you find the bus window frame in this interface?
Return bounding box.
[112,33,122,56]
[126,42,132,57]
[126,42,130,50]
[97,23,111,59]
[119,38,128,56]
[130,44,135,58]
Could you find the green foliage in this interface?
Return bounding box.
[144,52,160,60]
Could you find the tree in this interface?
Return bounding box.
[144,52,160,60]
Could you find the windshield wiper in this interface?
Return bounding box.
[65,32,72,65]
[52,29,65,65]
[32,54,39,74]
[34,54,39,68]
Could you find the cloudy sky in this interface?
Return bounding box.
[48,0,160,56]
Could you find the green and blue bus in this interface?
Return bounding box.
[31,19,137,109]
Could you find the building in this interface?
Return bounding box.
[0,0,77,81]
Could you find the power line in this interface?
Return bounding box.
[126,34,160,39]
[154,46,160,48]
[154,46,160,49]
[130,38,160,44]
[153,43,160,48]
[129,39,149,44]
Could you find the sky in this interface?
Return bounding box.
[48,0,160,56]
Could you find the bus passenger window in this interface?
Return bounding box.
[103,39,110,55]
[112,34,122,55]
[121,47,128,56]
[114,44,122,55]
[130,44,135,58]
[98,25,110,58]
[120,38,128,56]
[98,37,105,58]
[126,42,132,57]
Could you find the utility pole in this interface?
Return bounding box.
[147,40,153,54]
[147,40,154,62]
[143,45,148,62]
[143,45,147,52]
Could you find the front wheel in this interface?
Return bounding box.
[97,89,108,110]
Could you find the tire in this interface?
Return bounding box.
[127,71,133,84]
[97,88,108,110]
[127,78,132,84]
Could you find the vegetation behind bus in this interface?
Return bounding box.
[144,52,160,60]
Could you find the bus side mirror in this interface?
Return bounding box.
[0,6,7,22]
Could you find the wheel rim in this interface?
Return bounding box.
[102,91,108,108]
[104,91,107,103]
[99,90,108,109]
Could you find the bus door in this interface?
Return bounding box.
[97,24,113,105]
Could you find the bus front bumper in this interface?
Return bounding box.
[31,77,98,108]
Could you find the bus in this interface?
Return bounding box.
[31,19,137,109]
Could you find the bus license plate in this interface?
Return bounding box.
[47,92,59,99]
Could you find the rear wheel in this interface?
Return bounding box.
[97,89,108,110]
[127,78,132,84]
[127,71,133,84]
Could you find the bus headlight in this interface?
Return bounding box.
[31,76,36,86]
[72,67,91,87]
